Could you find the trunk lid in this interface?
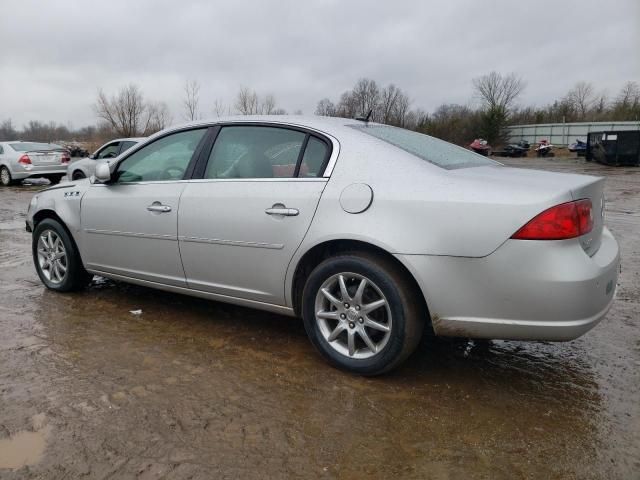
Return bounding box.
[28,150,64,166]
[450,165,605,256]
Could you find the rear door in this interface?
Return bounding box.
[178,125,331,305]
[80,128,209,286]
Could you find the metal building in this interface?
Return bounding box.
[507,121,640,147]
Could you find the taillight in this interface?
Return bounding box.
[511,199,593,240]
[61,151,71,164]
[18,154,32,166]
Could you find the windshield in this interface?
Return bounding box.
[9,142,63,152]
[350,124,498,170]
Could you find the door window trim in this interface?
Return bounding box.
[191,122,333,181]
[107,127,211,185]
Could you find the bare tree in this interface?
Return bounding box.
[473,72,525,112]
[615,81,640,109]
[235,87,259,115]
[566,81,595,119]
[0,119,18,140]
[260,94,276,115]
[94,84,148,137]
[379,84,402,124]
[351,78,380,118]
[144,102,172,135]
[183,80,201,121]
[212,99,229,117]
[315,98,336,116]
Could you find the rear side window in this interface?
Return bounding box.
[351,125,498,170]
[205,126,306,179]
[9,142,62,152]
[299,136,329,177]
[0,146,3,154]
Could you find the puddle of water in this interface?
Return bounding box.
[0,426,50,470]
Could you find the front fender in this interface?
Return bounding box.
[27,182,89,250]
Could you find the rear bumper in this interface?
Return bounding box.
[396,227,620,341]
[11,164,68,180]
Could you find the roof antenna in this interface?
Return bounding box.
[355,109,373,123]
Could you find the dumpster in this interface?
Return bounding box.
[586,130,640,166]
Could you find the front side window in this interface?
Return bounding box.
[351,124,498,170]
[204,126,306,179]
[96,142,121,159]
[115,129,206,183]
[120,141,138,153]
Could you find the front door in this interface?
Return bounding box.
[179,125,331,305]
[80,128,208,286]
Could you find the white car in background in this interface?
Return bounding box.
[67,137,144,180]
[0,141,70,186]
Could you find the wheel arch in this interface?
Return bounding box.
[289,238,433,334]
[32,209,84,264]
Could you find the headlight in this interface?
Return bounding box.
[28,196,38,212]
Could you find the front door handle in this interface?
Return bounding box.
[147,203,172,213]
[265,206,299,217]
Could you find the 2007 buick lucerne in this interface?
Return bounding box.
[26,116,620,375]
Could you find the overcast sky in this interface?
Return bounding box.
[1,0,638,128]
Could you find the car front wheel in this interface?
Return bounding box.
[72,170,86,180]
[33,218,92,292]
[302,252,424,375]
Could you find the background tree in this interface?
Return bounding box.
[143,102,172,135]
[0,119,18,140]
[315,98,336,116]
[235,86,259,115]
[473,71,525,144]
[565,81,595,120]
[94,84,148,137]
[183,80,201,121]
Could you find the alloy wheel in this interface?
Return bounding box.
[0,167,10,186]
[36,230,68,284]
[314,272,392,359]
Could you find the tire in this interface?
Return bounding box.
[72,170,86,180]
[0,166,17,186]
[48,174,64,185]
[302,252,424,375]
[32,218,92,292]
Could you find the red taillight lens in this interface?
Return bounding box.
[61,151,71,164]
[18,154,32,165]
[511,199,593,240]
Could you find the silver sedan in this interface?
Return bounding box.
[0,141,70,186]
[26,116,620,374]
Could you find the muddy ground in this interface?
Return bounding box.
[0,157,638,479]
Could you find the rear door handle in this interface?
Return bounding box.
[147,203,172,213]
[265,207,299,217]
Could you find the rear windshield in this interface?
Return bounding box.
[350,124,498,170]
[9,142,63,152]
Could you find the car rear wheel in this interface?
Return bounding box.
[72,171,86,180]
[33,218,92,292]
[0,166,17,186]
[302,252,424,375]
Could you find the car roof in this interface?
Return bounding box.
[157,115,367,140]
[110,137,146,143]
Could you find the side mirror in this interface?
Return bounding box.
[89,154,96,160]
[94,162,111,183]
